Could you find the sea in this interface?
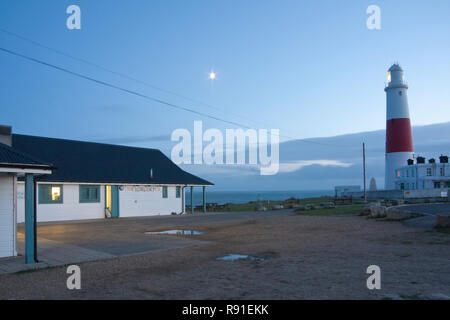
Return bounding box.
[191,190,334,205]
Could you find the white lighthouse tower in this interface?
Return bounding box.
[384,64,414,190]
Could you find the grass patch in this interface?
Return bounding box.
[295,205,365,216]
[399,293,422,300]
[221,197,335,212]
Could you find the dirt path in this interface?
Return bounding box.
[1,213,449,300]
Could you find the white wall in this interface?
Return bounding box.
[119,185,183,217]
[0,174,15,258]
[17,183,106,223]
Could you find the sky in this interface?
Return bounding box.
[1,0,449,143]
[0,1,449,191]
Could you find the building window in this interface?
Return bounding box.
[79,185,100,203]
[434,182,441,189]
[412,183,415,190]
[406,170,409,177]
[176,186,181,198]
[412,169,415,177]
[162,186,168,198]
[440,167,444,176]
[39,185,63,204]
[400,183,405,190]
[427,168,432,176]
[397,170,400,178]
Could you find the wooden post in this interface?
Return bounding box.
[363,143,367,202]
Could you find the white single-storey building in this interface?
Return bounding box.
[10,131,213,223]
[394,155,449,191]
[0,126,53,261]
[0,125,212,262]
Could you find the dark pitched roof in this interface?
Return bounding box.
[0,142,53,169]
[12,134,213,185]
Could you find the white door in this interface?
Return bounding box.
[0,175,15,258]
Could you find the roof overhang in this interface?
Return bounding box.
[0,163,53,175]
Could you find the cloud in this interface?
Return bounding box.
[277,160,353,173]
[95,135,171,144]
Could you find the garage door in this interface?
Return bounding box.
[0,175,15,258]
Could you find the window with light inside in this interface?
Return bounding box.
[39,185,63,204]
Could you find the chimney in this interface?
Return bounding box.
[429,158,436,164]
[440,155,449,164]
[407,159,414,165]
[0,125,12,146]
[417,156,425,164]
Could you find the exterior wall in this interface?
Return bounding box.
[385,152,414,190]
[395,163,450,190]
[0,174,16,258]
[17,183,186,222]
[119,185,184,217]
[17,183,105,223]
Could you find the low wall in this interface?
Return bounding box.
[349,188,449,200]
[404,188,448,199]
[348,190,403,200]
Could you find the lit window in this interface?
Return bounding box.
[39,185,63,204]
[387,71,391,83]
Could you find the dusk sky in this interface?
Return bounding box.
[1,0,449,148]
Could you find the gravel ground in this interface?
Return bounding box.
[0,212,449,300]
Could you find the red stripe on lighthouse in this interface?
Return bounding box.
[386,118,414,153]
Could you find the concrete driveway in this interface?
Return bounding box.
[401,203,450,216]
[2,210,293,274]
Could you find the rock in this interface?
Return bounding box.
[386,208,420,220]
[436,215,450,228]
[361,202,380,216]
[370,206,387,218]
[390,199,404,206]
[255,205,267,211]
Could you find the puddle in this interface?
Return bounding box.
[145,230,204,236]
[216,254,264,262]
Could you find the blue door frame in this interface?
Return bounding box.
[105,185,119,218]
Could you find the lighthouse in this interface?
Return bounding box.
[384,64,414,190]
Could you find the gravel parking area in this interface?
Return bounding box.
[1,210,449,300]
